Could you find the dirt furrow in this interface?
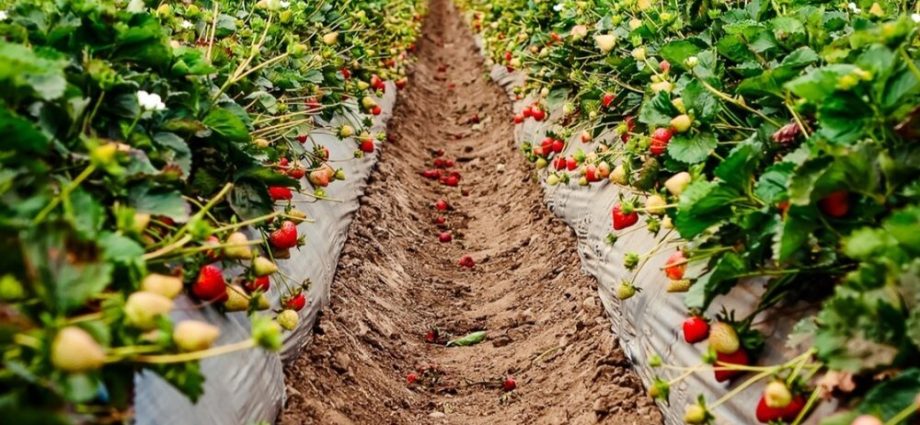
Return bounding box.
[279,1,662,424]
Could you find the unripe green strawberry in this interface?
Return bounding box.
[322,31,339,45]
[670,114,692,133]
[708,322,740,354]
[645,194,667,215]
[224,232,252,260]
[173,320,220,352]
[125,291,173,330]
[0,274,25,301]
[52,327,106,373]
[252,257,278,277]
[287,209,308,224]
[764,381,792,408]
[666,279,691,292]
[615,281,637,300]
[339,124,355,138]
[662,215,673,229]
[254,293,271,310]
[224,285,251,312]
[278,309,300,331]
[594,34,616,53]
[683,404,707,424]
[665,172,691,196]
[361,96,376,109]
[546,174,561,186]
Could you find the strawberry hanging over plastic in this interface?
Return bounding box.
[268,186,293,201]
[611,202,639,230]
[282,292,307,311]
[682,316,709,343]
[269,220,299,250]
[714,348,749,382]
[664,251,687,280]
[755,393,806,423]
[192,264,228,302]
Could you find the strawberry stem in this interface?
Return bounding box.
[33,164,98,225]
[130,339,256,364]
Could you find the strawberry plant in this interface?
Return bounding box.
[460,0,920,422]
[0,0,422,422]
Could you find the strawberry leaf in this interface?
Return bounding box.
[684,252,746,310]
[667,132,717,164]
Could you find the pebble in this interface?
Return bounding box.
[429,411,446,418]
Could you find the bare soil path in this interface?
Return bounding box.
[279,1,662,424]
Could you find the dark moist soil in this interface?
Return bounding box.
[279,0,663,424]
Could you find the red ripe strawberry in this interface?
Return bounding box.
[664,251,687,280]
[395,78,408,90]
[372,105,382,115]
[714,348,749,382]
[553,156,566,170]
[435,199,449,211]
[602,93,615,108]
[777,200,790,216]
[287,166,305,179]
[439,232,452,243]
[659,60,671,73]
[682,316,709,343]
[533,146,546,157]
[611,202,639,230]
[819,191,849,218]
[433,158,445,168]
[360,139,375,153]
[370,74,385,91]
[406,372,418,385]
[432,149,445,157]
[513,114,524,124]
[434,216,446,225]
[425,329,439,343]
[296,134,308,143]
[458,255,475,268]
[502,376,517,392]
[522,106,533,118]
[585,164,599,182]
[443,175,459,187]
[245,275,270,293]
[192,265,228,302]
[202,235,221,262]
[444,159,455,168]
[278,158,290,168]
[268,186,293,201]
[531,107,545,121]
[309,169,331,187]
[282,292,307,311]
[650,128,673,156]
[551,139,564,153]
[566,157,578,171]
[269,220,298,250]
[504,51,512,62]
[340,67,351,79]
[756,394,806,423]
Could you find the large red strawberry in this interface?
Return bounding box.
[550,139,564,153]
[585,164,600,182]
[714,348,749,382]
[611,202,639,230]
[664,251,687,280]
[531,106,545,121]
[269,220,298,249]
[439,231,452,243]
[282,292,307,311]
[650,128,673,156]
[502,376,517,392]
[192,265,228,302]
[566,157,578,171]
[755,394,806,423]
[682,316,709,343]
[435,199,449,211]
[819,191,849,217]
[268,186,293,201]
[553,156,566,170]
[360,139,375,153]
[458,255,475,268]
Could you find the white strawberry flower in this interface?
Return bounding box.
[552,3,563,12]
[280,1,290,8]
[847,2,861,13]
[0,10,8,21]
[912,13,920,23]
[137,90,166,112]
[180,20,194,29]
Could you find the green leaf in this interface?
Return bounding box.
[755,162,794,204]
[667,132,717,164]
[446,331,487,347]
[638,91,678,126]
[883,206,920,255]
[675,180,740,238]
[215,14,237,37]
[857,369,920,420]
[773,207,817,261]
[715,137,762,186]
[785,64,858,102]
[685,252,746,310]
[0,41,68,101]
[21,226,112,314]
[128,184,190,223]
[770,16,806,48]
[236,167,300,188]
[660,39,704,70]
[69,189,104,239]
[0,108,50,154]
[152,132,192,179]
[717,34,755,63]
[682,79,721,121]
[203,107,251,143]
[229,178,272,220]
[780,46,819,68]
